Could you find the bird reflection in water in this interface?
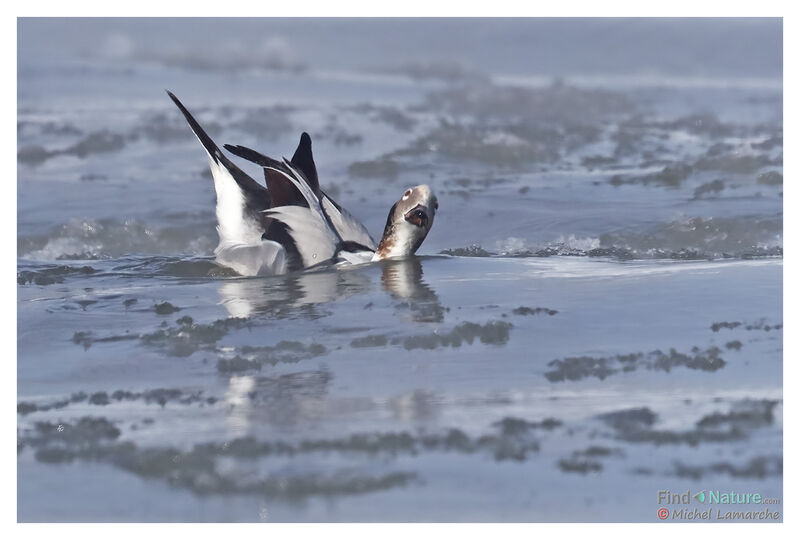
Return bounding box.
[380,258,444,323]
[223,374,256,436]
[217,266,372,319]
[216,257,444,433]
[217,257,443,322]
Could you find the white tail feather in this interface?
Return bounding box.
[207,158,263,248]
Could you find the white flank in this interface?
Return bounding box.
[337,250,375,265]
[263,205,339,267]
[215,240,288,277]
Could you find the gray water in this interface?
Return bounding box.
[17,18,782,522]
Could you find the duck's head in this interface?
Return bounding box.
[374,185,438,260]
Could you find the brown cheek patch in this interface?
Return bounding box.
[408,215,423,227]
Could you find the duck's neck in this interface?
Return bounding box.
[373,222,423,261]
[373,203,399,260]
[373,230,396,260]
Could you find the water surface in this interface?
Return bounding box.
[18,18,782,522]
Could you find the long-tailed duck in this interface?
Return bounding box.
[168,91,437,277]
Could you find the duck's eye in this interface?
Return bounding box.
[404,207,428,227]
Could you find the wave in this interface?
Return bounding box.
[17,256,239,286]
[442,215,782,261]
[18,218,217,261]
[20,212,782,268]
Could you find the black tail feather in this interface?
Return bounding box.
[167,90,224,165]
[166,90,270,209]
[225,143,308,209]
[290,132,320,197]
[224,144,284,170]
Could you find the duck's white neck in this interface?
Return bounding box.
[372,222,423,261]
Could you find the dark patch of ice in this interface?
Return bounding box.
[725,340,743,350]
[216,342,327,373]
[19,416,558,497]
[696,399,778,430]
[17,265,95,286]
[597,408,657,431]
[711,319,782,332]
[73,316,263,356]
[673,456,782,479]
[154,302,180,315]
[712,321,742,332]
[89,392,110,406]
[617,427,745,446]
[492,417,562,434]
[402,321,513,349]
[21,417,121,449]
[545,346,725,382]
[558,458,603,474]
[18,387,218,415]
[573,446,624,458]
[610,162,692,188]
[18,130,126,166]
[693,179,726,199]
[512,306,558,316]
[138,317,252,357]
[79,173,107,182]
[17,403,39,415]
[72,330,138,350]
[598,400,778,448]
[440,245,494,257]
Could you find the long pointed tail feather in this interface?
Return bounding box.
[168,90,271,248]
[166,91,270,204]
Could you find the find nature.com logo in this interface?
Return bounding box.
[656,489,781,521]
